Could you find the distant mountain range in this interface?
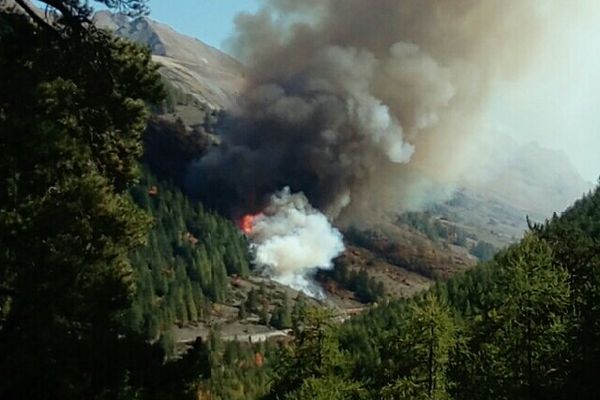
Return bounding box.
[463,137,592,219]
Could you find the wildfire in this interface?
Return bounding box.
[239,213,260,235]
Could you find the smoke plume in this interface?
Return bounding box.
[186,1,557,292]
[189,0,547,220]
[246,187,344,296]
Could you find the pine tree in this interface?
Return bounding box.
[238,303,248,319]
[0,3,162,398]
[271,293,293,329]
[246,288,260,314]
[292,294,308,331]
[284,376,364,400]
[259,301,270,326]
[451,234,570,400]
[280,293,293,329]
[267,307,357,399]
[494,234,570,399]
[382,292,455,400]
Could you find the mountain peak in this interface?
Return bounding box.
[93,10,245,109]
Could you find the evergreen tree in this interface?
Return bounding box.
[267,308,356,399]
[485,235,569,399]
[246,288,260,314]
[0,2,164,398]
[238,302,248,319]
[447,235,570,400]
[270,293,293,329]
[382,293,455,400]
[532,198,600,399]
[127,169,250,343]
[292,294,308,330]
[284,376,365,400]
[259,301,270,326]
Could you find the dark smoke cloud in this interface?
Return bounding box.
[187,0,547,221]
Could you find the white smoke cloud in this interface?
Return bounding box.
[247,187,345,297]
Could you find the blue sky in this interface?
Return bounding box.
[147,0,260,51]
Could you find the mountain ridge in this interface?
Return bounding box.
[463,137,592,218]
[93,10,246,109]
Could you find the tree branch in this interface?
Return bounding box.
[13,0,57,33]
[40,0,92,30]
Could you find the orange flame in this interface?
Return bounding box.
[240,213,260,235]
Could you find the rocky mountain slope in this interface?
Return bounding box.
[93,10,245,110]
[464,137,591,219]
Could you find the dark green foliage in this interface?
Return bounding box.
[238,302,248,319]
[397,211,473,247]
[245,288,261,314]
[0,4,166,398]
[398,211,449,242]
[381,293,455,400]
[203,335,276,400]
[323,264,386,303]
[116,334,211,400]
[127,169,251,341]
[470,240,496,261]
[397,211,497,261]
[3,3,600,398]
[259,301,270,326]
[258,184,600,400]
[142,117,213,188]
[270,293,292,329]
[266,307,362,400]
[446,234,570,400]
[0,2,219,398]
[292,294,308,330]
[151,78,207,114]
[530,186,600,399]
[0,1,218,399]
[283,376,365,400]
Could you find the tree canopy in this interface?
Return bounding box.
[0,1,179,398]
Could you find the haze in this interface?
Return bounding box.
[486,2,600,182]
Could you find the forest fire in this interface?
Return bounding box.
[234,188,345,297]
[239,213,260,235]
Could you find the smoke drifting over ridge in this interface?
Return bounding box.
[189,0,548,221]
[184,0,577,294]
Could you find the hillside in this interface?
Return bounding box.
[4,1,600,399]
[464,137,592,218]
[90,10,591,227]
[93,10,245,110]
[89,9,593,305]
[127,170,358,356]
[219,184,600,399]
